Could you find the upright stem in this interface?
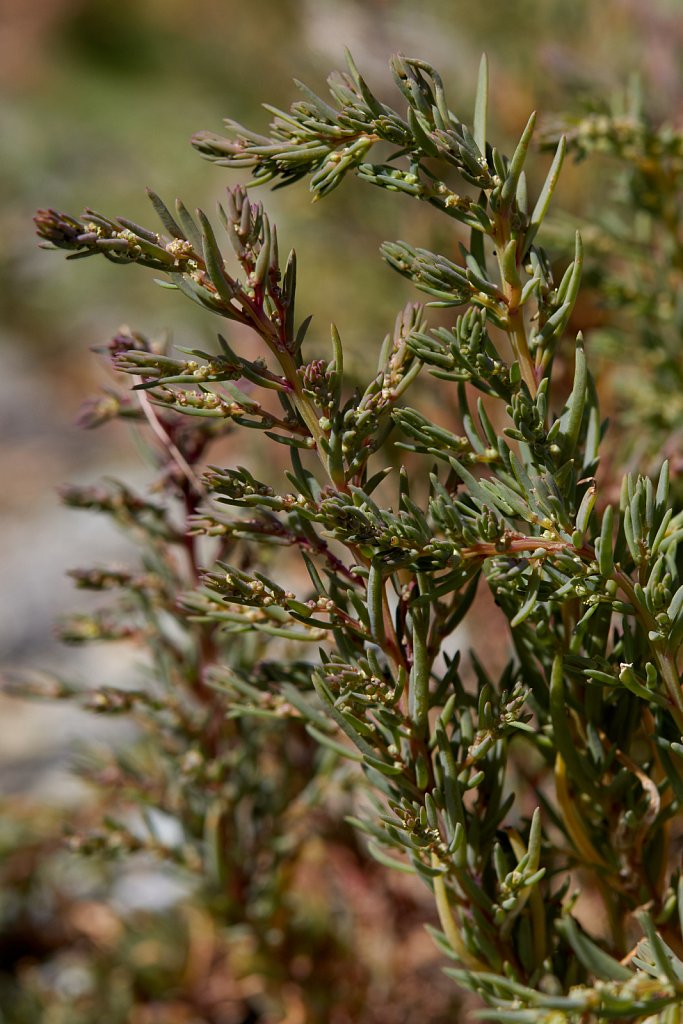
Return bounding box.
[506,304,537,397]
[493,213,537,397]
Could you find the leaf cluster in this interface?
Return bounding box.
[28,52,683,1023]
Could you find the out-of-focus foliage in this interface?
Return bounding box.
[0,806,460,1022]
[6,0,683,363]
[1,324,463,1023]
[541,86,683,479]
[7,3,683,1024]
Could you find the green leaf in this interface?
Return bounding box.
[367,560,386,644]
[146,188,184,239]
[635,912,682,985]
[510,570,541,627]
[525,135,566,251]
[556,916,632,981]
[366,840,415,873]
[597,504,615,577]
[306,724,364,762]
[198,209,239,308]
[560,335,587,459]
[549,655,597,797]
[175,199,203,253]
[500,112,536,205]
[473,54,489,156]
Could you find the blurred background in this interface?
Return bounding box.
[2,0,683,1020]
[5,0,683,692]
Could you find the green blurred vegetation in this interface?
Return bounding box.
[6,0,682,369]
[4,2,683,1021]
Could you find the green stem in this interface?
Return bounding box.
[507,303,537,396]
[409,605,430,736]
[277,336,409,674]
[493,213,537,396]
[431,856,489,971]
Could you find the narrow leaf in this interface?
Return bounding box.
[556,917,632,981]
[473,54,489,156]
[525,135,566,251]
[501,112,536,205]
